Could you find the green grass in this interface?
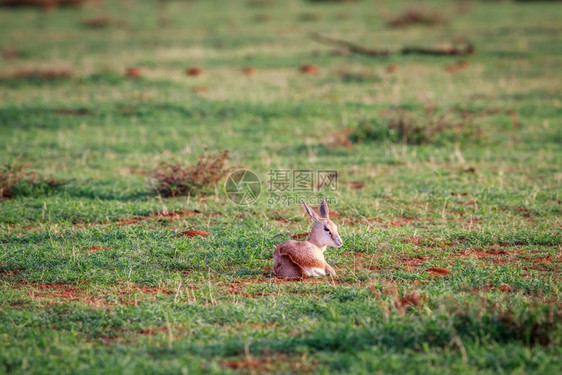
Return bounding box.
[0,0,561,373]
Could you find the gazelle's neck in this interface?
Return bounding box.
[307,230,326,252]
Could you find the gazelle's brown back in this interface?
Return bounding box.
[274,240,325,278]
[273,244,301,278]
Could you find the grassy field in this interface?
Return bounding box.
[1,0,561,373]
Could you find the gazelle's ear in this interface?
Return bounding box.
[319,199,329,219]
[302,200,320,222]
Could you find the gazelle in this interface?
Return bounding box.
[274,199,342,278]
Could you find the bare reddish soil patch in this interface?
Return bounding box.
[14,282,184,307]
[125,67,142,78]
[117,217,144,225]
[465,218,480,224]
[227,283,274,298]
[186,67,203,76]
[227,284,247,296]
[531,256,553,263]
[86,246,111,252]
[271,213,291,224]
[492,258,509,265]
[400,256,428,267]
[515,207,533,218]
[193,86,207,93]
[445,60,470,73]
[402,236,422,245]
[426,267,451,276]
[17,282,107,307]
[386,64,398,74]
[390,217,414,227]
[242,67,256,75]
[221,354,316,373]
[119,286,175,295]
[299,64,318,74]
[0,267,23,279]
[138,327,169,335]
[181,229,209,238]
[157,210,197,218]
[13,280,207,310]
[221,359,273,371]
[454,248,515,259]
[339,216,374,226]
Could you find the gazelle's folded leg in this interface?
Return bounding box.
[325,263,336,276]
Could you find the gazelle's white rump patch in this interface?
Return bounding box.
[304,267,326,277]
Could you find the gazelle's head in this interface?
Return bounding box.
[302,199,343,249]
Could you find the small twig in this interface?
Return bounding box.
[401,43,474,56]
[310,32,391,57]
[310,32,475,58]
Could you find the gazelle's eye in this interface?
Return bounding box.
[324,227,330,232]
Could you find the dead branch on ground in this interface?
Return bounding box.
[310,33,475,58]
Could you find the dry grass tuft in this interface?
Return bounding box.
[395,291,421,309]
[388,6,447,28]
[348,107,486,145]
[186,67,204,76]
[0,162,24,199]
[1,161,68,199]
[150,150,232,197]
[450,298,561,347]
